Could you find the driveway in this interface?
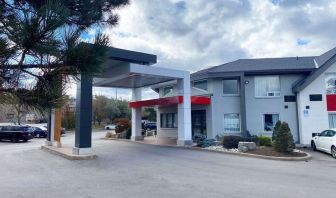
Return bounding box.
[0,131,335,198]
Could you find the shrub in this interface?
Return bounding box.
[126,127,132,139]
[194,135,216,148]
[113,118,131,133]
[258,135,272,146]
[272,120,281,141]
[223,136,246,149]
[273,122,295,153]
[105,132,113,138]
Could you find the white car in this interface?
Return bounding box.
[104,124,116,130]
[311,129,336,158]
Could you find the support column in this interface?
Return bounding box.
[73,74,93,155]
[177,75,192,146]
[45,108,55,146]
[54,108,62,148]
[240,73,247,137]
[131,88,143,141]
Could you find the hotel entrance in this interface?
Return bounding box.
[191,110,207,140]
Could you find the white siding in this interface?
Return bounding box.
[297,63,336,144]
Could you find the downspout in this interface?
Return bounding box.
[295,92,301,144]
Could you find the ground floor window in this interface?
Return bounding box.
[160,113,177,128]
[224,114,240,132]
[264,114,280,131]
[329,113,336,128]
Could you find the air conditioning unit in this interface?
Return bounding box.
[266,91,280,97]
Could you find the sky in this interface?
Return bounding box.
[69,0,336,100]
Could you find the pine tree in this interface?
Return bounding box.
[272,120,281,141]
[0,0,129,111]
[274,122,295,153]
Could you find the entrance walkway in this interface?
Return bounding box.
[141,136,177,146]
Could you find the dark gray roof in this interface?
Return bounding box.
[192,47,336,93]
[293,47,336,92]
[315,47,336,67]
[193,56,316,77]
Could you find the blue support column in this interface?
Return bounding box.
[73,74,93,155]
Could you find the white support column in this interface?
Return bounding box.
[177,75,192,146]
[131,88,144,141]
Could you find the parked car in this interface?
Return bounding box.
[105,124,116,130]
[31,126,48,138]
[0,125,34,142]
[311,129,336,158]
[144,122,157,131]
[42,125,66,135]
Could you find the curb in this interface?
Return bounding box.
[102,138,312,161]
[41,146,97,160]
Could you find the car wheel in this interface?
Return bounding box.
[311,141,317,151]
[11,137,18,143]
[331,146,336,159]
[106,127,110,130]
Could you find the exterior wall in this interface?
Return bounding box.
[209,79,241,138]
[156,105,178,138]
[297,63,336,144]
[245,74,304,142]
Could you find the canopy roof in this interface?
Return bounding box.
[93,47,189,88]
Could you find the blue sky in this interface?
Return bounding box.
[71,0,336,100]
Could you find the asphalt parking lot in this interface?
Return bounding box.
[0,131,335,198]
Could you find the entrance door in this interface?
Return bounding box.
[192,110,206,139]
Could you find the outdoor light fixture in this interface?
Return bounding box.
[245,80,249,84]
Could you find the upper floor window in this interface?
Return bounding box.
[163,86,173,96]
[193,80,208,91]
[223,79,239,95]
[255,76,280,97]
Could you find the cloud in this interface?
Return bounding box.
[69,0,336,99]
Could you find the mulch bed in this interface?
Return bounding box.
[247,146,307,157]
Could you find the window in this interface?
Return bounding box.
[224,114,240,132]
[309,94,322,101]
[284,95,296,102]
[193,80,208,91]
[160,113,177,128]
[223,80,239,95]
[329,114,336,128]
[319,130,329,137]
[327,130,336,137]
[163,86,173,96]
[255,76,280,97]
[264,114,279,132]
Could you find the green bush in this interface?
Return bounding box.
[272,120,281,141]
[273,122,295,153]
[194,135,216,148]
[258,136,272,146]
[126,127,132,139]
[223,136,246,149]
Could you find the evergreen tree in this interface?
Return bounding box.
[274,122,295,153]
[272,120,281,141]
[0,0,129,111]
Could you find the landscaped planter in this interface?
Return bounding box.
[202,145,310,161]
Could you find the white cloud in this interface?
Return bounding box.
[70,0,336,99]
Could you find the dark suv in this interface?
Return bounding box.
[0,126,34,142]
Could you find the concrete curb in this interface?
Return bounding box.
[102,138,312,161]
[41,145,97,160]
